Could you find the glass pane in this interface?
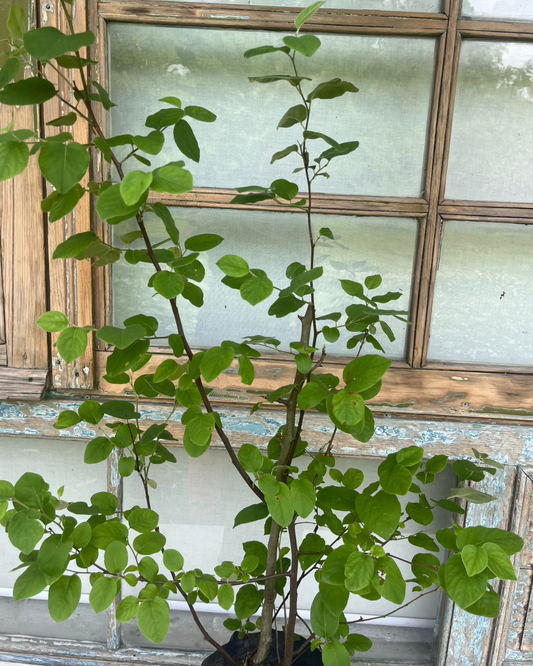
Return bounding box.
[462,0,533,21]
[109,25,437,198]
[446,40,533,203]
[112,209,417,360]
[163,0,441,8]
[122,448,455,635]
[0,436,105,592]
[0,436,107,644]
[427,220,533,365]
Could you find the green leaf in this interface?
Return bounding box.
[120,170,153,206]
[238,444,263,474]
[128,508,159,534]
[449,487,496,504]
[464,590,501,618]
[13,563,47,601]
[145,107,184,130]
[0,480,14,501]
[295,1,325,30]
[118,457,136,477]
[482,542,516,580]
[7,5,26,40]
[343,468,364,490]
[105,540,129,574]
[322,641,350,666]
[268,295,305,318]
[201,345,234,383]
[134,131,164,155]
[234,503,269,528]
[8,511,44,554]
[308,78,358,101]
[299,534,325,571]
[375,557,405,604]
[217,255,250,278]
[244,45,290,58]
[456,526,523,556]
[97,325,146,350]
[173,119,200,163]
[84,436,113,464]
[48,184,85,223]
[271,144,299,164]
[278,104,307,129]
[133,531,166,555]
[117,595,139,622]
[331,390,364,427]
[39,141,89,194]
[234,584,263,620]
[150,202,180,246]
[53,231,98,259]
[185,234,223,252]
[297,379,328,411]
[379,462,412,496]
[344,551,374,593]
[365,274,382,290]
[37,311,69,333]
[444,553,488,610]
[240,275,273,305]
[54,409,81,429]
[343,355,391,393]
[283,35,321,57]
[0,77,56,105]
[151,165,193,195]
[271,178,298,201]
[346,634,372,653]
[322,326,339,343]
[14,472,50,509]
[0,140,29,182]
[310,593,339,638]
[48,575,81,622]
[152,271,184,299]
[137,597,170,643]
[91,518,128,549]
[163,548,184,572]
[249,74,311,85]
[71,522,92,548]
[23,27,95,61]
[218,584,234,611]
[265,482,294,527]
[238,355,255,386]
[90,576,118,613]
[356,491,401,540]
[57,326,88,363]
[184,105,216,123]
[426,455,448,474]
[406,501,434,526]
[38,534,72,577]
[461,544,489,577]
[96,183,146,221]
[409,533,440,553]
[290,478,315,518]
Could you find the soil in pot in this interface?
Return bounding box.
[202,630,323,666]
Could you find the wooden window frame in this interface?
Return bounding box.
[33,0,533,419]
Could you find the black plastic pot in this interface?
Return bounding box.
[202,630,323,666]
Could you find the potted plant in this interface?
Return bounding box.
[0,2,524,665]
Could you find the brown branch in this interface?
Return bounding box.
[340,588,439,625]
[282,522,300,666]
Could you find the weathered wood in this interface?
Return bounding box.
[445,465,518,666]
[40,0,95,390]
[439,201,533,220]
[410,0,460,369]
[148,189,429,217]
[0,98,48,371]
[94,349,533,422]
[98,1,448,35]
[0,368,47,400]
[3,396,533,465]
[507,567,532,652]
[458,19,533,38]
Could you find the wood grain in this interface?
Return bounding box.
[0,367,47,400]
[93,349,533,422]
[40,0,95,390]
[0,85,48,371]
[98,1,448,35]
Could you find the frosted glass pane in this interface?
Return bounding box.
[462,0,533,20]
[0,436,105,592]
[112,209,417,360]
[427,221,533,365]
[163,0,441,8]
[123,447,454,621]
[446,41,533,202]
[109,25,436,197]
